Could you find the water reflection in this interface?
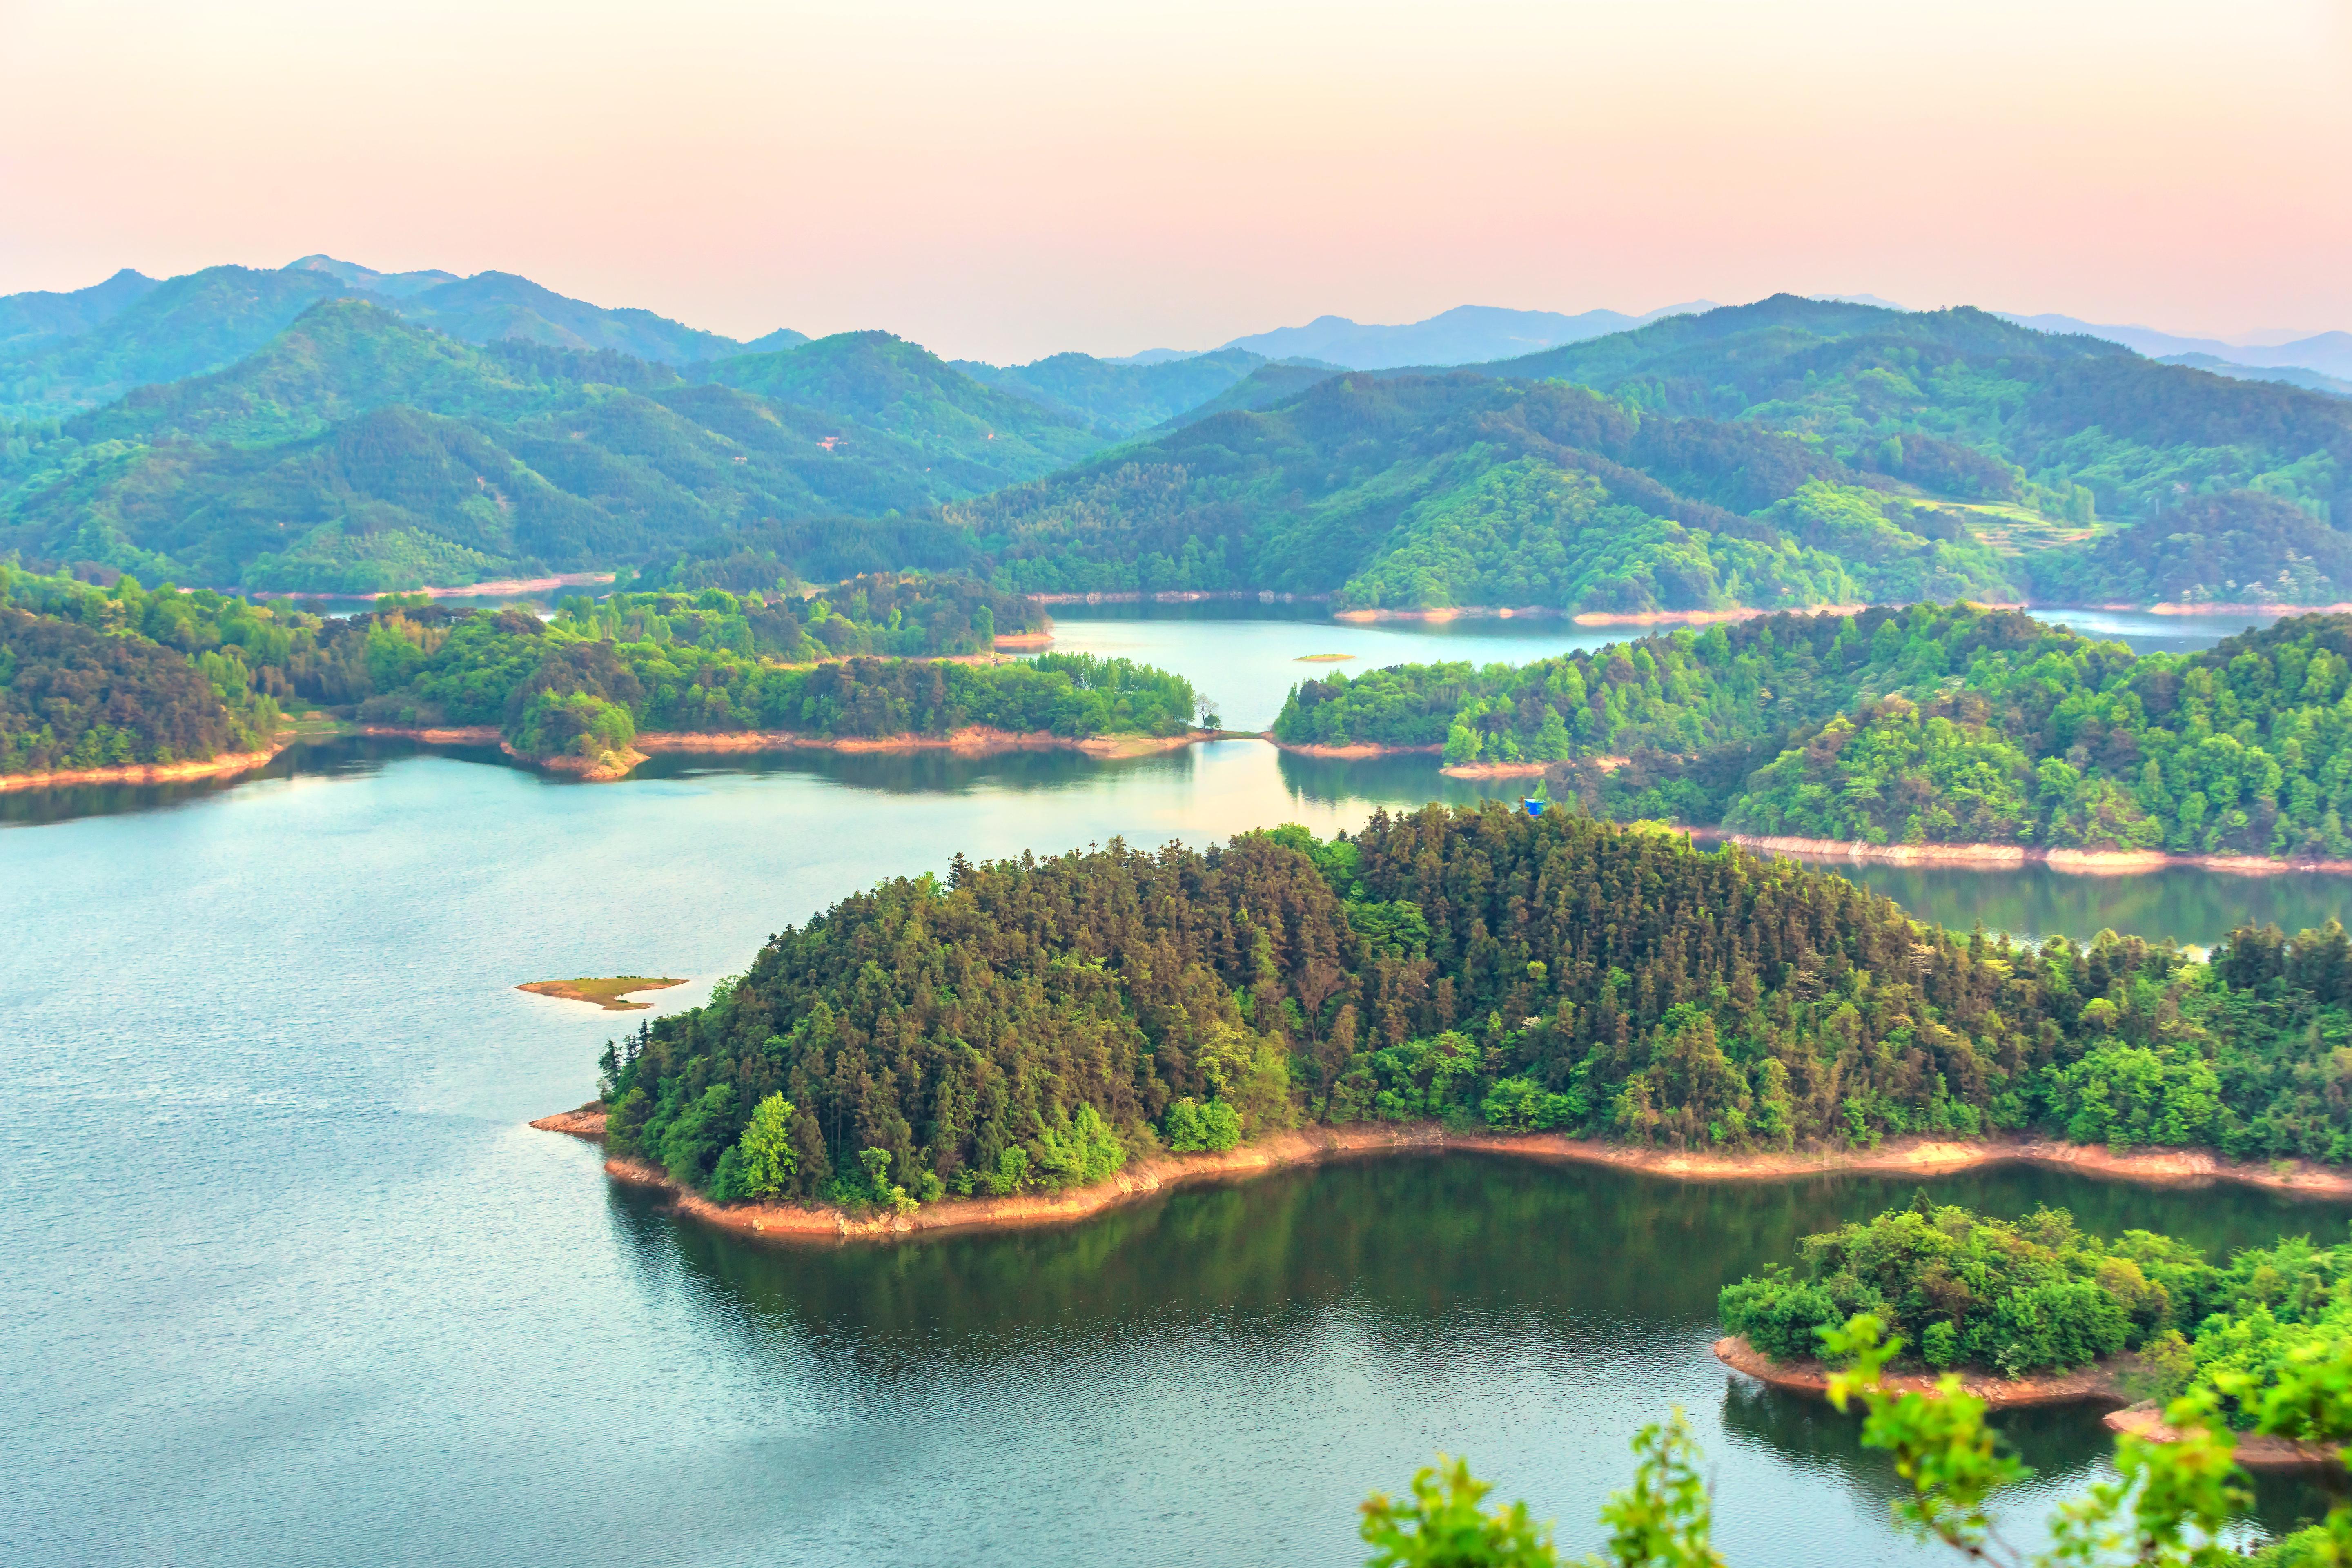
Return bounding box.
[615,1152,2352,1560]
[1777,853,2352,950]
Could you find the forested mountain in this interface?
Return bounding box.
[10,279,2348,610]
[2025,490,2352,606]
[0,266,355,421]
[0,268,160,350]
[385,271,755,364]
[284,254,460,298]
[693,332,1101,478]
[597,805,2352,1215]
[951,347,1266,435]
[0,305,1110,592]
[950,372,2018,610]
[1275,602,2352,861]
[1143,361,1340,432]
[1475,295,2352,530]
[0,258,808,421]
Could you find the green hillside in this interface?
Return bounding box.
[1481,294,2352,530]
[697,331,1103,481]
[390,271,746,364]
[953,347,1264,435]
[952,372,2018,612]
[0,268,160,351]
[0,266,352,421]
[0,304,1105,592]
[1272,602,2352,861]
[1144,360,1338,432]
[0,260,808,421]
[2024,490,2352,606]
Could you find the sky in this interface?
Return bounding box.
[1,0,2348,362]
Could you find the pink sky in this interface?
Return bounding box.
[2,0,2347,362]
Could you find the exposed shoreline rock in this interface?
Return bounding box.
[528,1122,2352,1245]
[0,731,296,793]
[2103,1401,2346,1471]
[1714,1334,2131,1410]
[348,723,1213,778]
[1690,828,2352,878]
[1264,734,1442,759]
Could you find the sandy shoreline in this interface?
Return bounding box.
[1722,1341,2348,1466]
[250,570,617,602]
[1265,734,1442,759]
[529,1119,2352,1245]
[2102,1403,2344,1471]
[1440,761,1550,779]
[0,733,296,792]
[1692,827,2352,878]
[630,725,1207,761]
[1027,590,1325,606]
[1325,604,1875,628]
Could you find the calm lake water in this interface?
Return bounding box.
[4,608,2343,1568]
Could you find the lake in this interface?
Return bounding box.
[4,606,2344,1568]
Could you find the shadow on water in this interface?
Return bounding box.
[1719,1370,2348,1541]
[1786,855,2352,951]
[621,1154,2352,1349]
[607,1150,2352,1543]
[1273,748,1517,808]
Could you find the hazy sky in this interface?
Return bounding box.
[2,0,2347,361]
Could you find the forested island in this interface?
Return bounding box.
[1719,1199,2349,1413]
[0,564,1194,782]
[1273,601,2352,864]
[590,806,2352,1227]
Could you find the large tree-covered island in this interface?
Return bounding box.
[586,805,2352,1233]
[0,564,1199,783]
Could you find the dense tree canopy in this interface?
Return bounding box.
[1276,603,2352,861]
[0,565,284,772]
[0,565,1187,775]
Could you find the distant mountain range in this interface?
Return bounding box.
[0,257,813,421]
[960,293,2352,613]
[1998,311,2352,383]
[1109,302,1719,372]
[4,261,2349,610]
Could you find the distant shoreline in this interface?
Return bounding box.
[528,1118,2352,1246]
[350,723,1211,779]
[241,570,617,602]
[0,731,295,793]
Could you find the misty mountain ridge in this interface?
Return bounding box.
[1999,311,2352,382]
[2156,353,2352,401]
[1204,302,1719,370]
[0,257,813,421]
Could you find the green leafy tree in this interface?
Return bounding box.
[733,1092,798,1198]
